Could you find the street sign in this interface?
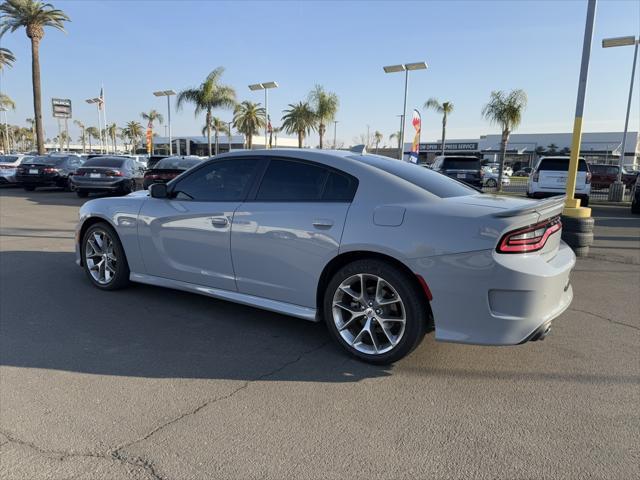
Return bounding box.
[52,98,72,119]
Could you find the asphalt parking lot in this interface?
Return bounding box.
[1,187,639,480]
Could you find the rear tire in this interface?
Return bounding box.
[23,185,35,191]
[82,222,130,290]
[323,259,429,364]
[486,179,497,188]
[631,200,640,214]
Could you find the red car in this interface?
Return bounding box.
[589,164,638,189]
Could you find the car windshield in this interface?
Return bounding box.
[442,158,481,170]
[24,156,65,165]
[82,158,125,168]
[155,158,200,170]
[539,158,588,172]
[353,154,477,198]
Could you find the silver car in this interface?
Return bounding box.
[75,149,575,363]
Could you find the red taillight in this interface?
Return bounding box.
[497,216,562,254]
[43,167,59,173]
[586,172,592,184]
[107,170,123,177]
[532,170,539,182]
[74,171,85,176]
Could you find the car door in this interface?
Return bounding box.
[138,158,260,291]
[231,157,357,308]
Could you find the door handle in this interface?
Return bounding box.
[210,216,229,227]
[312,219,334,228]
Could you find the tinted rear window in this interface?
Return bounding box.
[539,158,588,172]
[0,155,19,163]
[82,158,125,168]
[155,158,200,170]
[442,157,481,170]
[24,156,65,165]
[354,154,477,198]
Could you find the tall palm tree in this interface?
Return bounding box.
[389,131,401,151]
[373,131,383,153]
[73,119,86,153]
[281,101,316,148]
[308,85,338,149]
[233,101,265,150]
[201,116,229,155]
[85,126,100,152]
[482,89,527,191]
[0,0,70,154]
[424,98,454,156]
[177,67,236,156]
[140,110,162,154]
[0,47,16,70]
[123,120,143,153]
[106,123,118,153]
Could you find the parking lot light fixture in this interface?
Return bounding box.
[85,97,105,153]
[383,62,428,160]
[153,90,177,155]
[248,81,278,149]
[601,35,638,199]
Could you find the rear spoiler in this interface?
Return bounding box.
[492,195,566,218]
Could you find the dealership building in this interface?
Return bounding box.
[403,131,640,169]
[152,134,298,156]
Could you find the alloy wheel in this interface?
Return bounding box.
[84,229,117,285]
[332,274,406,355]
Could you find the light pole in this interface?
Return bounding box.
[249,81,278,149]
[602,35,639,201]
[85,97,104,153]
[153,90,176,156]
[396,114,404,153]
[383,62,428,160]
[333,120,339,149]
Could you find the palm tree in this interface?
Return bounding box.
[0,0,70,154]
[482,89,528,191]
[373,131,383,153]
[73,119,86,152]
[308,85,338,149]
[177,67,236,156]
[0,94,16,152]
[85,126,100,152]
[424,98,454,156]
[123,120,143,153]
[140,110,163,154]
[281,101,316,148]
[233,101,265,149]
[106,123,119,153]
[0,47,16,70]
[389,131,401,151]
[201,116,229,155]
[547,143,558,153]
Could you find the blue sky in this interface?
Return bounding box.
[1,0,639,147]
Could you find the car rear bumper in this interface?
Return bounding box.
[71,178,129,191]
[408,240,575,345]
[529,191,589,200]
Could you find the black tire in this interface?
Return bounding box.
[572,246,590,257]
[323,259,429,364]
[81,222,130,290]
[632,200,640,214]
[76,190,88,198]
[581,196,589,207]
[561,216,595,233]
[64,178,74,192]
[486,179,497,188]
[562,231,594,248]
[23,185,35,191]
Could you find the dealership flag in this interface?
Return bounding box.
[146,120,153,154]
[409,109,421,163]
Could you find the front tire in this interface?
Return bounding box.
[486,179,497,188]
[323,259,429,364]
[82,222,130,290]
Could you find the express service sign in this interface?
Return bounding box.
[51,98,72,119]
[421,142,478,151]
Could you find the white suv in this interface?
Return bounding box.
[527,156,591,207]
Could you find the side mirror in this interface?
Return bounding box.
[149,183,168,199]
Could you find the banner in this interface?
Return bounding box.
[409,109,421,163]
[146,121,153,154]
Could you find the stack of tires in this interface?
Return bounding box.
[561,216,594,257]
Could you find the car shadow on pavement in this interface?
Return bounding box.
[0,250,392,383]
[0,186,112,208]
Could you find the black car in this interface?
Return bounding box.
[142,156,202,189]
[632,174,640,214]
[70,156,145,198]
[430,155,483,188]
[16,155,84,191]
[146,155,169,170]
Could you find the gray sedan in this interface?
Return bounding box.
[75,149,575,363]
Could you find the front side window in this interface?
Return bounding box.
[172,158,259,201]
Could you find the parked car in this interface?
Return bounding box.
[484,162,513,177]
[514,167,533,177]
[430,155,483,188]
[588,164,638,189]
[16,155,83,191]
[482,166,510,188]
[632,174,640,214]
[527,156,591,207]
[75,149,574,364]
[0,154,34,184]
[71,156,145,198]
[142,156,202,189]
